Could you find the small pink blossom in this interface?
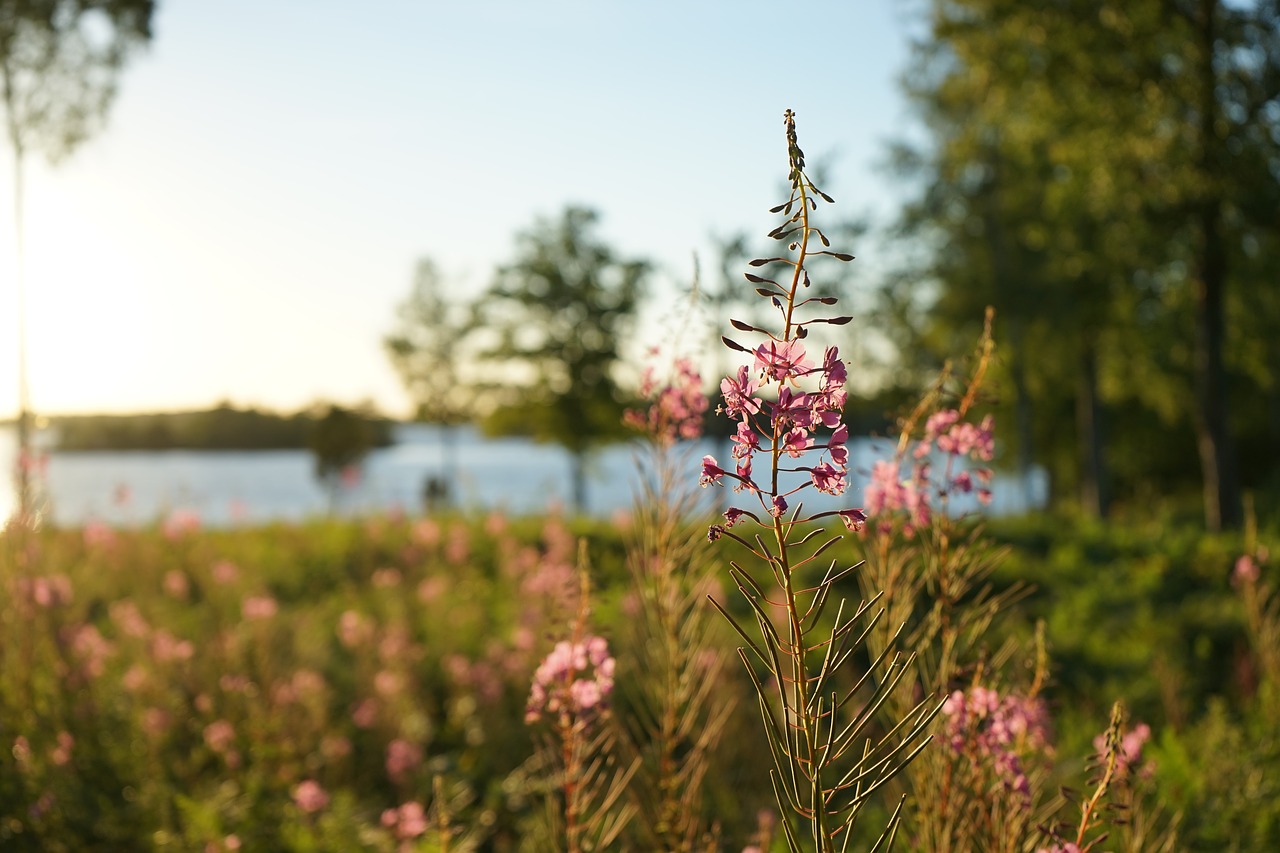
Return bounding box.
[293,779,330,814]
[50,731,74,766]
[203,720,236,754]
[385,738,423,783]
[83,519,117,549]
[352,698,379,728]
[720,365,762,417]
[837,509,867,531]
[1234,554,1261,586]
[211,560,239,585]
[381,801,428,840]
[700,456,726,487]
[163,508,201,539]
[755,338,814,383]
[241,595,278,621]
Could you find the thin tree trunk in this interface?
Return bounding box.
[1076,340,1108,518]
[3,54,33,522]
[1191,0,1241,531]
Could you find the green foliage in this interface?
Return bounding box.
[52,404,395,452]
[385,259,475,429]
[472,206,649,512]
[890,0,1280,524]
[0,0,155,162]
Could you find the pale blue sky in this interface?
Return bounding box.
[0,1,924,418]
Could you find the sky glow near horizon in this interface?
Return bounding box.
[0,1,920,420]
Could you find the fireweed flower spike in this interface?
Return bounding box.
[700,110,937,852]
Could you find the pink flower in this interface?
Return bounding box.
[1234,554,1261,586]
[203,720,236,754]
[526,635,616,723]
[720,365,762,417]
[338,610,372,647]
[242,595,278,620]
[837,509,867,531]
[628,354,708,442]
[700,456,726,487]
[810,462,846,496]
[211,560,239,585]
[382,801,428,840]
[293,779,330,814]
[731,420,760,459]
[83,519,117,549]
[163,570,190,600]
[163,508,201,539]
[755,338,814,383]
[352,698,379,728]
[385,738,423,783]
[783,427,813,458]
[821,346,846,389]
[50,731,74,766]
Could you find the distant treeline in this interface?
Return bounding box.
[52,405,395,452]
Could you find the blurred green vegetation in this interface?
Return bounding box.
[0,509,1276,849]
[51,403,395,452]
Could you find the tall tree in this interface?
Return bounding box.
[384,258,475,509]
[893,0,1279,527]
[473,206,647,514]
[1,0,155,520]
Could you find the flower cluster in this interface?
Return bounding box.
[524,635,616,724]
[624,351,708,444]
[865,407,994,535]
[703,340,859,540]
[941,685,1051,802]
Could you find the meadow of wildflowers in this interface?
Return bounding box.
[2,111,1279,851]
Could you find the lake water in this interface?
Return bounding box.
[0,424,1048,526]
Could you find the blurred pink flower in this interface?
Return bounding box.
[382,801,428,840]
[68,623,115,679]
[1234,554,1261,586]
[163,570,190,600]
[151,630,195,663]
[445,523,470,565]
[21,574,73,608]
[83,519,117,549]
[352,698,379,728]
[142,708,171,737]
[374,670,405,697]
[372,568,402,588]
[417,576,447,603]
[241,595,278,621]
[293,779,330,814]
[412,518,441,548]
[123,665,148,692]
[385,738,422,783]
[12,735,31,767]
[163,509,201,539]
[203,720,236,754]
[338,610,372,647]
[110,600,150,638]
[321,734,352,760]
[211,560,239,585]
[526,635,616,724]
[50,731,74,766]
